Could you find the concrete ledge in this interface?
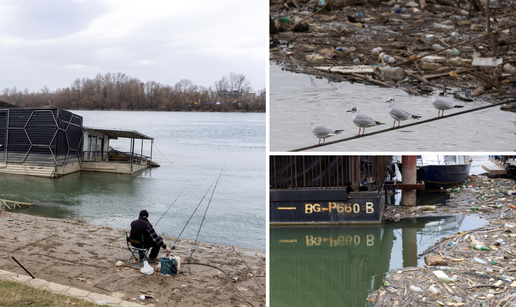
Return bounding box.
[0,269,16,280]
[87,292,123,305]
[45,281,70,293]
[27,278,50,289]
[0,268,144,306]
[8,273,33,284]
[66,287,91,298]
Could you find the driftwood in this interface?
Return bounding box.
[288,2,327,31]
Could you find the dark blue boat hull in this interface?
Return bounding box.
[417,163,471,188]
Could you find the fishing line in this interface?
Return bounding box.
[188,166,225,264]
[153,143,174,165]
[172,184,213,248]
[154,187,187,228]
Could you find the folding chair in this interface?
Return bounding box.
[126,232,150,267]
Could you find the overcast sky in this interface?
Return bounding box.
[0,0,266,93]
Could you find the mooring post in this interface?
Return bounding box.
[401,156,417,206]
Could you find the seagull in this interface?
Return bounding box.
[431,91,463,117]
[311,122,344,145]
[346,107,385,136]
[386,97,421,128]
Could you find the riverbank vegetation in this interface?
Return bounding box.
[0,72,265,112]
[0,280,100,307]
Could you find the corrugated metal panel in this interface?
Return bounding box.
[8,109,38,128]
[270,156,393,190]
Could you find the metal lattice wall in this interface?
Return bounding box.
[0,109,83,167]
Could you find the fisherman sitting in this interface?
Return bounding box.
[130,210,173,262]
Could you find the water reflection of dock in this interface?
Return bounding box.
[270,226,388,307]
[270,215,471,307]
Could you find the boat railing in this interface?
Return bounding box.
[82,150,152,165]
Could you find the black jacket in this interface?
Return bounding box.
[130,217,167,249]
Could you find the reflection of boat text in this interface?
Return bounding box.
[305,202,375,214]
[306,234,375,247]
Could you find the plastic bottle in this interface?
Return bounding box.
[434,23,455,30]
[379,53,396,64]
[425,34,435,42]
[428,285,439,295]
[504,63,516,74]
[372,47,383,56]
[448,56,462,67]
[279,17,291,23]
[433,270,459,282]
[409,285,423,293]
[473,257,488,264]
[379,66,404,81]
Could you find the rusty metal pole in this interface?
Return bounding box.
[401,156,417,206]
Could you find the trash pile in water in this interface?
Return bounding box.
[270,0,516,109]
[383,175,516,221]
[367,221,516,306]
[367,172,516,306]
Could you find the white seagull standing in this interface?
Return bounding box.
[431,91,464,117]
[386,97,421,128]
[346,107,385,136]
[311,122,344,145]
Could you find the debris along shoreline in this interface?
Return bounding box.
[368,174,516,306]
[0,211,266,307]
[270,0,516,110]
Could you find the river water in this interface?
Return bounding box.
[270,216,486,307]
[0,111,266,251]
[270,64,516,152]
[269,156,495,306]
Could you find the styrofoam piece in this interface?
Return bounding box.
[314,65,374,74]
[471,51,503,67]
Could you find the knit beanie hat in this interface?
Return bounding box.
[139,210,149,218]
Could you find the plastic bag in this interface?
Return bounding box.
[160,257,178,276]
[140,261,154,275]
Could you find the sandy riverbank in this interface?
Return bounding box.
[0,211,266,307]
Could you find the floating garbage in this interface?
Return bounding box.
[433,270,459,282]
[473,256,488,264]
[504,64,516,74]
[372,47,383,56]
[378,53,396,64]
[409,285,423,293]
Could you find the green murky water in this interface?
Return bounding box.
[270,215,486,306]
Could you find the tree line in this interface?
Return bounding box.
[0,72,265,112]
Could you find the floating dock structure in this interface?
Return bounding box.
[270,156,393,225]
[483,155,516,177]
[0,108,158,178]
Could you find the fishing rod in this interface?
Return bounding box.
[171,184,213,249]
[154,187,187,228]
[188,167,225,264]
